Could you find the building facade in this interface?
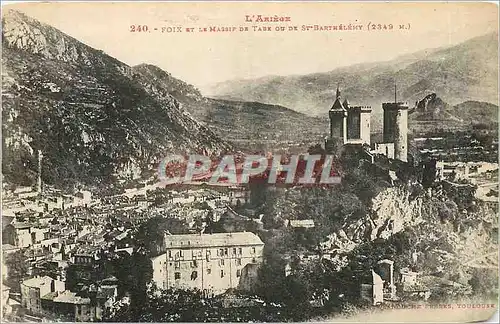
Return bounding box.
[151,232,264,295]
[20,276,65,314]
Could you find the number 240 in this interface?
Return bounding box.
[130,25,149,32]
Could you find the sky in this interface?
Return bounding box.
[3,2,499,93]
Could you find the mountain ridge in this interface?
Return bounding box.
[131,64,329,152]
[2,9,231,188]
[208,32,499,119]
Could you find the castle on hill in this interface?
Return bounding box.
[325,85,409,162]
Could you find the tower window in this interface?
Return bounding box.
[236,269,241,277]
[174,272,181,280]
[191,271,198,280]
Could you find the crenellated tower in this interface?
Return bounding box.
[382,102,408,162]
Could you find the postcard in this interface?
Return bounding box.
[1,1,498,323]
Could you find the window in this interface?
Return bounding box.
[238,247,242,255]
[191,260,198,268]
[219,248,224,256]
[251,247,256,254]
[174,261,180,269]
[252,258,256,263]
[207,268,211,274]
[224,248,228,256]
[236,269,241,277]
[233,247,237,255]
[220,270,224,278]
[179,250,184,257]
[236,258,242,266]
[191,271,198,280]
[168,250,172,258]
[219,259,225,266]
[174,272,181,280]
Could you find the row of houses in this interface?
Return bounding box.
[20,275,118,322]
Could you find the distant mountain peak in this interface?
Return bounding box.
[2,9,127,70]
[2,11,230,187]
[210,31,498,119]
[415,93,450,113]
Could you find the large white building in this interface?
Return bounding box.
[151,232,264,295]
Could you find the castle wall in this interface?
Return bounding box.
[394,108,408,162]
[347,109,361,140]
[329,110,347,144]
[360,109,371,146]
[382,103,408,162]
[383,107,398,143]
[371,143,395,159]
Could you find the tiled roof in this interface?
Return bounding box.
[164,232,263,249]
[41,291,58,301]
[13,222,32,229]
[288,219,315,228]
[52,291,90,305]
[330,98,346,111]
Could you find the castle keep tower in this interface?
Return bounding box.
[329,85,347,143]
[382,102,408,162]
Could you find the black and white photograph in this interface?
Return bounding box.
[1,2,498,322]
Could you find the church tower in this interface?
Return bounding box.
[328,85,347,143]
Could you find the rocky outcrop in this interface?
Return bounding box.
[322,187,426,253]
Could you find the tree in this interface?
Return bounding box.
[109,252,153,314]
[3,250,29,292]
[135,216,190,255]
